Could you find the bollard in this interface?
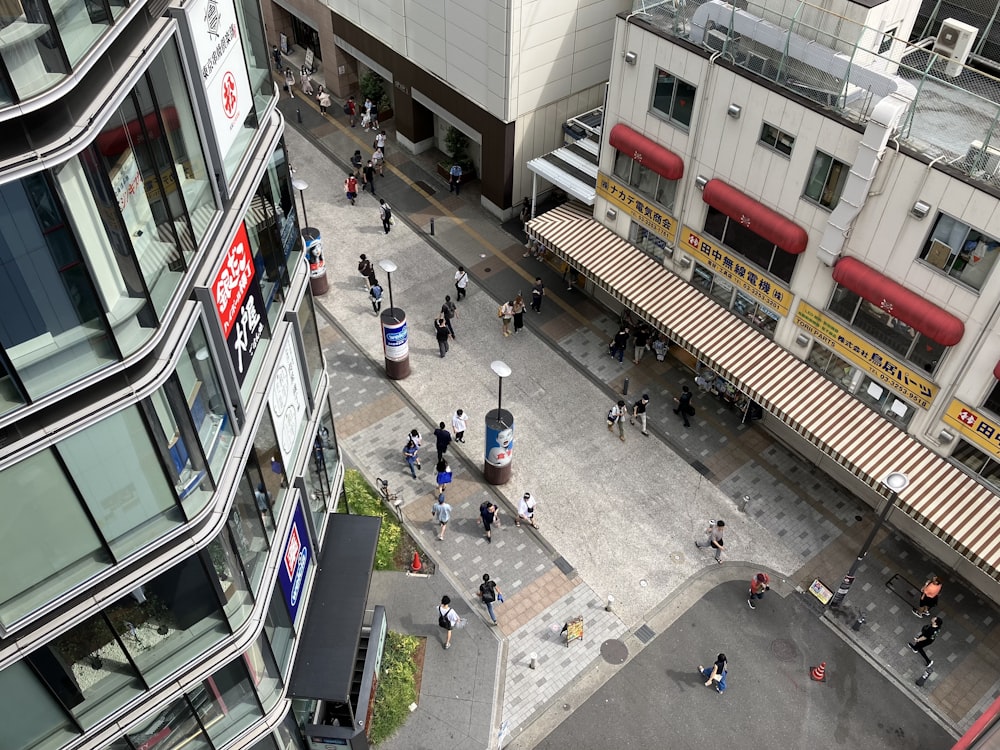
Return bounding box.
[915,664,933,687]
[606,595,615,612]
[622,377,629,396]
[296,108,302,123]
[529,653,538,670]
[430,218,435,235]
[851,612,865,631]
[739,494,750,512]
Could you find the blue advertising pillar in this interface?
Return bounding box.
[484,361,513,485]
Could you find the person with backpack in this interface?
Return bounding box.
[437,595,461,649]
[369,281,383,314]
[378,199,392,234]
[441,295,457,338]
[748,572,770,609]
[607,399,627,441]
[478,573,504,625]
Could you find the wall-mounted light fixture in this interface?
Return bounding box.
[938,429,955,443]
[624,51,638,66]
[678,256,691,268]
[606,208,618,221]
[695,175,709,190]
[727,103,742,119]
[795,333,811,347]
[911,200,931,219]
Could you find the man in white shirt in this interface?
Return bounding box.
[454,266,469,301]
[452,409,468,443]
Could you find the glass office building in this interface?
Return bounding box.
[0,1,343,748]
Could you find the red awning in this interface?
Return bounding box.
[832,257,965,346]
[993,359,1000,380]
[608,124,684,181]
[702,179,809,255]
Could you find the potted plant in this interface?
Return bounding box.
[437,126,476,183]
[359,71,392,120]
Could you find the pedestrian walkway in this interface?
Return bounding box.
[279,87,1000,745]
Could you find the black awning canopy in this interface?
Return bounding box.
[288,513,381,701]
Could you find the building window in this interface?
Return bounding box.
[191,658,264,746]
[0,660,78,750]
[629,223,671,262]
[759,123,795,156]
[651,68,696,128]
[827,285,947,374]
[125,694,213,750]
[229,453,275,591]
[692,264,779,338]
[804,151,847,209]
[951,440,1000,490]
[803,344,914,426]
[296,290,325,395]
[612,150,678,211]
[703,206,798,283]
[264,586,294,676]
[879,27,897,55]
[919,213,1000,291]
[984,381,1000,417]
[304,398,338,530]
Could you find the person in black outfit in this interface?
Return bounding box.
[350,149,363,178]
[631,393,650,436]
[908,616,943,667]
[433,422,452,462]
[609,326,630,363]
[674,385,694,428]
[362,160,376,194]
[435,315,451,358]
[633,323,650,364]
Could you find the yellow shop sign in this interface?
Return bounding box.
[943,400,1000,460]
[596,172,678,245]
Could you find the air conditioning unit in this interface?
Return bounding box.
[705,29,731,53]
[933,18,978,76]
[965,140,1000,178]
[746,51,769,76]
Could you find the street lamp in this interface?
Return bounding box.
[484,360,513,485]
[292,178,327,294]
[378,259,398,322]
[829,471,909,608]
[292,178,309,227]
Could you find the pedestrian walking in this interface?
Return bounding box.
[272,45,282,69]
[449,162,463,194]
[435,459,453,495]
[363,97,374,127]
[747,572,770,609]
[673,385,695,428]
[357,254,374,291]
[609,325,630,364]
[695,519,725,563]
[479,574,504,625]
[913,575,942,617]
[633,323,651,364]
[531,277,545,313]
[454,266,469,300]
[345,95,357,126]
[512,294,526,333]
[435,315,451,358]
[378,199,392,234]
[350,149,363,178]
[403,438,419,479]
[499,300,514,337]
[431,494,453,541]
[479,501,501,543]
[699,653,728,693]
[516,492,538,528]
[344,174,358,205]
[437,595,461,648]
[452,409,467,442]
[408,429,423,469]
[300,71,313,97]
[372,147,385,176]
[607,399,627,441]
[441,296,457,338]
[907,616,943,667]
[519,196,532,226]
[631,394,651,436]
[434,422,452,462]
[362,160,376,194]
[317,87,331,115]
[283,68,295,98]
[374,129,388,158]
[369,281,383,314]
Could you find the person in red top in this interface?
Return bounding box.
[913,575,942,618]
[344,175,358,205]
[748,572,770,610]
[345,96,357,127]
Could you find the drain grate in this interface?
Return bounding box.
[414,180,436,195]
[690,460,712,477]
[554,556,575,576]
[770,638,800,662]
[635,624,656,644]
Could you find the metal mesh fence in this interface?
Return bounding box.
[632,0,1000,189]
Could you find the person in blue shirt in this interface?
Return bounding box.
[449,163,463,194]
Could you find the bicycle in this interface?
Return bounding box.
[376,477,403,515]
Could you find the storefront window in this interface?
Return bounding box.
[245,635,284,711]
[125,695,212,750]
[59,406,183,559]
[192,658,264,746]
[247,169,293,328]
[803,344,914,426]
[53,0,114,66]
[275,711,308,750]
[0,173,118,399]
[264,587,294,675]
[236,0,274,116]
[105,555,228,684]
[704,207,797,283]
[0,660,77,750]
[951,440,1000,490]
[270,141,300,272]
[146,380,214,515]
[691,264,778,339]
[208,532,253,628]
[303,401,337,530]
[0,450,111,625]
[254,409,289,516]
[629,223,670,262]
[733,291,778,337]
[919,213,1000,291]
[0,6,69,101]
[33,613,143,728]
[0,353,24,415]
[297,291,324,394]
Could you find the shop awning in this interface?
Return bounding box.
[832,257,965,346]
[289,514,381,702]
[702,179,809,255]
[994,360,1000,380]
[527,138,600,206]
[608,124,684,181]
[526,203,1000,582]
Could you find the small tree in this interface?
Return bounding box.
[445,126,470,168]
[359,70,388,111]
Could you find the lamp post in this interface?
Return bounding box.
[376,259,409,379]
[484,360,513,485]
[829,471,909,608]
[292,178,328,294]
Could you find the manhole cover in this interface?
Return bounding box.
[484,267,492,272]
[413,180,436,195]
[771,639,799,662]
[601,639,629,664]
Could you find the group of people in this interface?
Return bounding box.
[345,143,387,201]
[342,95,381,131]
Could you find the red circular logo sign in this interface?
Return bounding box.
[222,71,238,119]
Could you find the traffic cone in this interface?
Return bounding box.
[810,662,827,681]
[410,551,422,572]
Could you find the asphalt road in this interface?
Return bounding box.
[533,581,954,749]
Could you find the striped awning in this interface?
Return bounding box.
[527,203,1000,581]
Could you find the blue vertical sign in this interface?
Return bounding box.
[278,499,312,623]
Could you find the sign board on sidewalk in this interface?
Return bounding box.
[809,578,834,605]
[563,616,583,646]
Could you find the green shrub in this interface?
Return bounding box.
[359,71,389,111]
[343,469,403,570]
[370,631,420,745]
